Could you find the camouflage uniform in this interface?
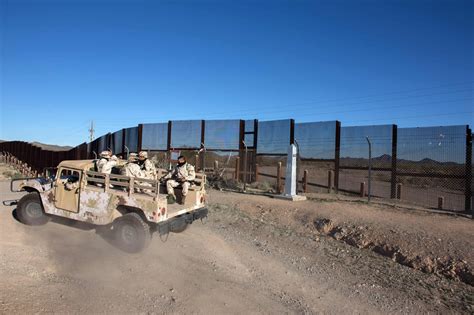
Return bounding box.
[125,163,143,178]
[96,150,112,173]
[164,162,196,197]
[138,151,156,180]
[123,153,143,178]
[102,155,118,175]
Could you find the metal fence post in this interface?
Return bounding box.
[334,121,341,192]
[137,124,143,152]
[391,124,398,199]
[366,136,372,202]
[167,121,172,151]
[465,126,472,215]
[303,169,308,193]
[253,119,258,182]
[121,128,126,156]
[200,120,206,171]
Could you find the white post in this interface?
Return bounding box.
[284,144,297,196]
[275,144,306,201]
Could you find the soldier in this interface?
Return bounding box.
[123,153,143,178]
[96,150,112,173]
[138,151,156,180]
[163,155,195,205]
[102,155,118,175]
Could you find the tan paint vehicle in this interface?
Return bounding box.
[4,159,208,253]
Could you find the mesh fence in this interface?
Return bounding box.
[112,130,123,155]
[339,125,394,197]
[340,125,393,168]
[124,127,138,153]
[295,121,338,192]
[295,121,337,160]
[396,125,467,211]
[146,151,169,170]
[1,119,471,213]
[97,134,108,153]
[171,120,202,149]
[256,155,287,190]
[204,120,240,150]
[142,123,168,150]
[204,151,240,180]
[257,119,292,155]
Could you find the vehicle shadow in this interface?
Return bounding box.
[10,208,117,246]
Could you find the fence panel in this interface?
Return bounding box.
[97,134,108,153]
[142,123,168,150]
[257,119,292,155]
[295,121,338,192]
[397,125,467,211]
[112,130,123,155]
[338,125,394,198]
[124,127,138,153]
[171,120,202,149]
[204,120,240,150]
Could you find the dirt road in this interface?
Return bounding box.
[1,180,473,313]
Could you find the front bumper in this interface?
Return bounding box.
[2,200,18,206]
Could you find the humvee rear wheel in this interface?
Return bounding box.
[170,220,188,233]
[17,192,49,226]
[113,213,151,253]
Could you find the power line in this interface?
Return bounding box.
[89,82,473,125]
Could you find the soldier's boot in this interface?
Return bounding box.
[179,195,186,205]
[167,194,176,204]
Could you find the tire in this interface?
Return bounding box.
[113,213,151,253]
[170,220,188,233]
[16,192,49,226]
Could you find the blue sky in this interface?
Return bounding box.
[1,0,473,146]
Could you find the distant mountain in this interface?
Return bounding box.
[373,154,392,162]
[340,154,462,165]
[30,142,73,152]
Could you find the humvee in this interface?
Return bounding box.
[4,159,208,253]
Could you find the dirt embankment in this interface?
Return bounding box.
[209,190,474,287]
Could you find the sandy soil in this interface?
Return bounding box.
[0,180,473,313]
[0,163,19,180]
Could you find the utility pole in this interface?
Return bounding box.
[88,120,95,142]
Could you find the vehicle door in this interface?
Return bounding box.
[55,167,81,212]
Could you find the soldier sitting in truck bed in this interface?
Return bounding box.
[162,155,195,205]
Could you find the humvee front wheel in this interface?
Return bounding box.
[113,213,151,253]
[17,192,49,226]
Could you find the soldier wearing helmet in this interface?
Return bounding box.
[96,150,112,173]
[102,154,118,175]
[162,155,195,205]
[123,153,143,178]
[138,151,156,180]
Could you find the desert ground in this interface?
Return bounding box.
[0,162,473,314]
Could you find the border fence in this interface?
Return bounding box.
[0,119,472,214]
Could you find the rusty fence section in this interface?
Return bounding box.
[0,120,472,214]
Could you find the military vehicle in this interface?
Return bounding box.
[4,159,208,253]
